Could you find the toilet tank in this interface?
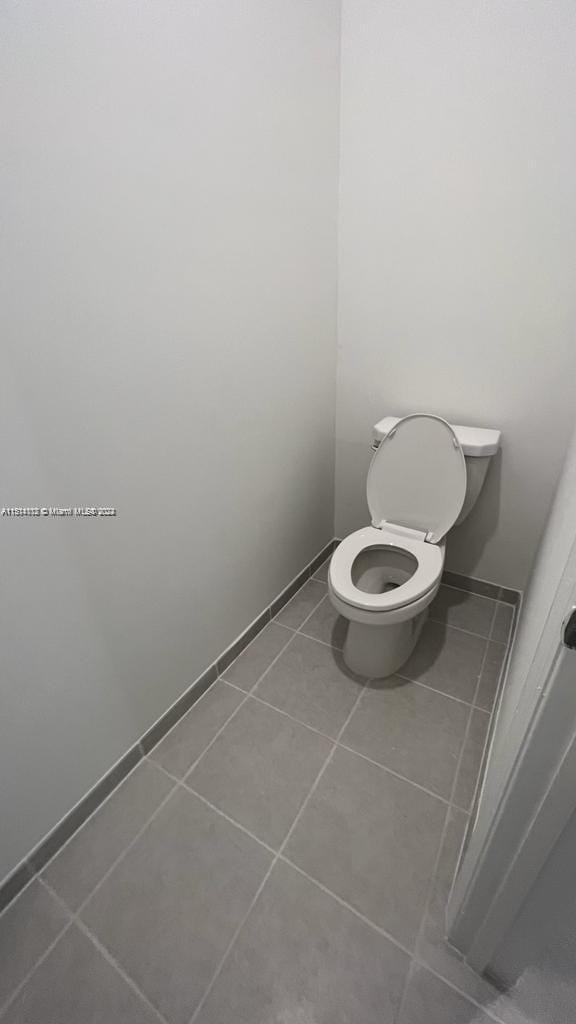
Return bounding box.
[372,417,501,526]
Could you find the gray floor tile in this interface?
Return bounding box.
[299,595,348,649]
[255,633,363,738]
[416,809,528,1024]
[398,963,492,1024]
[492,603,514,644]
[148,680,244,778]
[476,641,507,712]
[81,787,272,1024]
[311,556,331,582]
[285,747,446,948]
[187,699,332,847]
[0,880,69,1012]
[220,623,293,691]
[418,805,468,957]
[401,621,487,703]
[341,678,469,799]
[274,579,326,630]
[2,924,160,1024]
[453,709,490,812]
[42,761,174,912]
[196,859,409,1024]
[430,585,496,637]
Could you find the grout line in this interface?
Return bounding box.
[243,692,336,741]
[427,613,497,642]
[161,764,494,1017]
[228,648,487,717]
[71,787,181,921]
[489,603,514,645]
[280,620,495,712]
[29,779,183,939]
[176,626,298,785]
[220,684,451,806]
[155,755,445,971]
[187,677,369,1024]
[297,626,343,652]
[296,591,332,633]
[181,784,277,857]
[242,628,301,696]
[336,743,451,806]
[270,541,334,611]
[36,754,165,880]
[395,673,477,709]
[32,878,171,1024]
[219,625,296,697]
[272,579,329,630]
[298,594,503,648]
[166,697,250,780]
[138,749,434,978]
[458,599,501,816]
[150,759,278,858]
[219,619,292,679]
[74,916,171,1024]
[394,796,451,1024]
[219,677,255,694]
[0,912,73,1020]
[278,855,413,958]
[445,600,498,819]
[214,611,497,820]
[142,670,230,758]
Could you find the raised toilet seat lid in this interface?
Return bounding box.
[329,526,444,613]
[367,413,466,543]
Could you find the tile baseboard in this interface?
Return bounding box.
[0,537,337,916]
[441,569,521,607]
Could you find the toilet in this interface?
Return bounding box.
[329,413,501,679]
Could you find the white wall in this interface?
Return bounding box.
[336,0,576,590]
[0,0,340,884]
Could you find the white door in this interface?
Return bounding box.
[448,428,576,970]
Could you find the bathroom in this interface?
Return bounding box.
[1,2,576,1022]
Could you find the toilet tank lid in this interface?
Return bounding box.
[373,417,501,457]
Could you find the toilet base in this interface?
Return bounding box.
[343,608,428,679]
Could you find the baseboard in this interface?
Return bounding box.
[0,537,337,915]
[441,569,521,607]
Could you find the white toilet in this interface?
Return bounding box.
[329,413,501,679]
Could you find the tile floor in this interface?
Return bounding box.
[0,568,529,1024]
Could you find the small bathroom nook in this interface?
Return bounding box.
[330,413,501,678]
[2,3,576,1024]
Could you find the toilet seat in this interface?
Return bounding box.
[330,414,466,618]
[329,525,443,613]
[366,413,466,542]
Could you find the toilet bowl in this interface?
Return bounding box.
[329,525,444,678]
[329,413,500,679]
